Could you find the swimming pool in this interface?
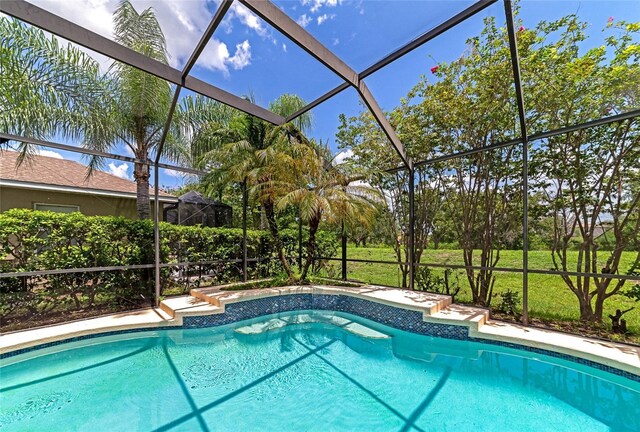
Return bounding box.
[1,310,639,431]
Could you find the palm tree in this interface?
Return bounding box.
[87,0,188,219]
[2,3,188,220]
[277,142,381,281]
[0,17,110,163]
[175,94,238,170]
[197,94,312,280]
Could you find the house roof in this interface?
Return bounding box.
[0,150,177,202]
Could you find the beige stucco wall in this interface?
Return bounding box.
[0,186,167,220]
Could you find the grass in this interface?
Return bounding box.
[319,246,639,337]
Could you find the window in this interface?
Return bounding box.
[34,203,80,213]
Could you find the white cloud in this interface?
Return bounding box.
[28,0,259,75]
[223,2,279,46]
[199,39,232,73]
[332,37,340,46]
[309,0,342,14]
[227,40,252,70]
[37,149,64,159]
[282,43,287,52]
[108,162,131,179]
[27,0,114,71]
[297,14,312,28]
[228,2,268,37]
[317,13,335,25]
[334,149,353,164]
[199,39,252,76]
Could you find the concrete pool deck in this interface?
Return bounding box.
[1,284,639,377]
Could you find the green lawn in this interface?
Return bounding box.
[321,247,639,334]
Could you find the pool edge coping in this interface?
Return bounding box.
[1,285,639,378]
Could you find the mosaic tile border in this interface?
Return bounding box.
[0,326,177,360]
[182,294,468,340]
[1,293,638,383]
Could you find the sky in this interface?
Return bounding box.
[5,0,640,189]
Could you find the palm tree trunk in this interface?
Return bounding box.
[263,200,293,278]
[301,215,320,281]
[133,160,150,220]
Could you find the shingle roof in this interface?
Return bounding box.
[0,150,175,199]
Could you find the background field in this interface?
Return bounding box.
[321,247,639,334]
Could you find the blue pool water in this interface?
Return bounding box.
[1,310,639,431]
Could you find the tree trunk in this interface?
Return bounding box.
[133,161,151,220]
[592,290,606,322]
[262,200,293,279]
[578,295,597,322]
[301,215,320,281]
[401,266,408,288]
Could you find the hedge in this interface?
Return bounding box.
[0,209,338,324]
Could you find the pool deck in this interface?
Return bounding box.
[1,284,639,377]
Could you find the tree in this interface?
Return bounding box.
[402,16,522,306]
[526,17,640,322]
[277,142,380,281]
[88,0,191,220]
[198,94,312,280]
[2,3,191,220]
[338,16,522,301]
[0,17,110,162]
[336,112,444,288]
[175,94,239,169]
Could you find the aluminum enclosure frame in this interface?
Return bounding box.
[1,0,639,327]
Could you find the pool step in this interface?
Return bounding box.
[425,303,489,333]
[165,286,490,336]
[234,313,391,340]
[191,285,455,317]
[159,295,223,321]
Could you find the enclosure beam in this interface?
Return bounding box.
[242,179,248,282]
[238,0,411,169]
[0,133,206,175]
[152,87,183,307]
[408,169,416,290]
[238,0,358,85]
[407,108,640,171]
[341,221,347,281]
[413,137,523,168]
[151,0,233,294]
[532,108,640,140]
[6,261,640,281]
[297,211,303,271]
[357,82,413,169]
[284,83,350,124]
[182,0,234,78]
[287,0,496,123]
[360,0,497,78]
[0,0,283,125]
[504,0,530,325]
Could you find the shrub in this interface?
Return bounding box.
[496,289,520,318]
[0,209,337,324]
[414,266,461,302]
[281,228,339,273]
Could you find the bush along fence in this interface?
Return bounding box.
[0,209,338,329]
